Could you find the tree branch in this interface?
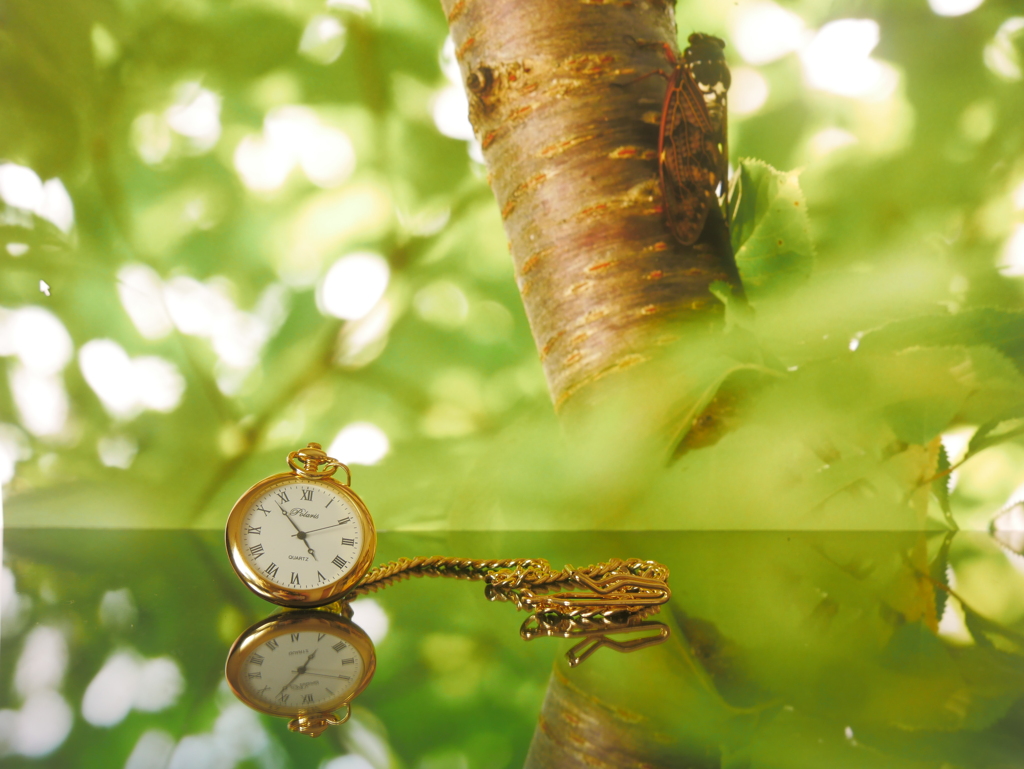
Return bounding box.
[441,0,737,411]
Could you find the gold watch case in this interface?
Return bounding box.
[226,444,377,607]
[225,609,377,737]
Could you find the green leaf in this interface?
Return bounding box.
[966,413,1024,459]
[727,158,814,301]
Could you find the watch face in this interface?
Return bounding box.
[226,611,376,719]
[239,625,366,711]
[241,478,366,590]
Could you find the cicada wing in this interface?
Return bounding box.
[659,66,720,246]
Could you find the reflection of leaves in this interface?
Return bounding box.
[728,158,813,301]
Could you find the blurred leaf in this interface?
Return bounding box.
[859,309,1024,375]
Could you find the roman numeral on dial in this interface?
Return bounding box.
[266,562,279,580]
[341,538,355,547]
[277,491,289,503]
[332,555,348,570]
[247,525,261,535]
[249,543,264,559]
[301,488,313,501]
[290,572,300,586]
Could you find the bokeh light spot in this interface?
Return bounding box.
[79,340,185,419]
[235,107,356,192]
[414,280,469,328]
[350,599,389,644]
[729,67,770,115]
[98,434,138,469]
[125,729,176,769]
[807,127,859,158]
[0,423,30,485]
[0,691,73,757]
[999,224,1024,276]
[9,366,68,437]
[118,264,173,340]
[732,2,806,65]
[165,83,222,149]
[318,252,390,321]
[5,306,73,376]
[984,18,1024,81]
[299,15,346,64]
[82,652,139,727]
[801,19,899,100]
[928,0,984,16]
[0,163,43,212]
[327,422,390,466]
[14,627,68,698]
[323,756,375,769]
[433,85,474,142]
[82,651,184,728]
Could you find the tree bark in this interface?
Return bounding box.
[440,0,737,411]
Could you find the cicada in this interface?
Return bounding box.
[636,33,731,246]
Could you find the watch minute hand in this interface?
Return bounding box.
[277,500,304,533]
[297,670,353,680]
[295,520,348,536]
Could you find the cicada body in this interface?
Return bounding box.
[657,33,730,246]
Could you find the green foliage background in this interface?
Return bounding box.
[1,0,1023,530]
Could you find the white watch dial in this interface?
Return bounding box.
[241,629,365,709]
[239,479,365,590]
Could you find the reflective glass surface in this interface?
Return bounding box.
[4,530,1024,768]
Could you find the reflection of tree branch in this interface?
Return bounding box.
[188,528,255,614]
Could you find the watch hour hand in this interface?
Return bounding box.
[277,500,317,560]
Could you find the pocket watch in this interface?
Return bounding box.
[225,608,377,737]
[226,443,377,607]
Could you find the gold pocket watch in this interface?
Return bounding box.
[225,608,376,737]
[226,443,377,607]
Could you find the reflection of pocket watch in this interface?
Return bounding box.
[225,608,376,737]
[226,443,377,607]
